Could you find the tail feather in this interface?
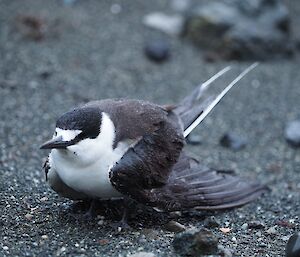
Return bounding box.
[174,63,259,137]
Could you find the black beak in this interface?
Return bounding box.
[40,136,74,149]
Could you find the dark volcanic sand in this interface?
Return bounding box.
[0,0,300,256]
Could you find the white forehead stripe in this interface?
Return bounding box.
[55,128,82,141]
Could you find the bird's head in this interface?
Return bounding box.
[40,107,115,164]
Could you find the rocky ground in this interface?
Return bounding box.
[0,0,300,256]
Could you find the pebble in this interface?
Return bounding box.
[218,245,233,257]
[37,66,53,79]
[144,40,170,63]
[97,220,104,225]
[164,220,186,233]
[173,228,219,256]
[128,252,156,257]
[241,223,248,230]
[41,235,48,240]
[25,213,33,220]
[266,226,277,235]
[186,134,202,145]
[143,12,184,36]
[3,246,9,251]
[285,232,300,257]
[285,120,300,147]
[40,196,48,202]
[220,132,247,151]
[203,216,220,228]
[248,221,265,229]
[110,4,122,14]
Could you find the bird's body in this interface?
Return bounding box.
[41,64,267,214]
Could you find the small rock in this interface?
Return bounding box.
[143,12,184,36]
[25,213,33,220]
[173,228,219,256]
[241,223,248,230]
[281,236,290,241]
[218,245,233,257]
[204,216,220,228]
[220,132,247,151]
[97,219,104,225]
[186,134,202,145]
[56,246,66,256]
[40,196,48,202]
[28,80,39,89]
[128,252,156,257]
[41,235,48,240]
[165,220,186,233]
[38,69,52,79]
[266,226,277,235]
[110,4,122,14]
[144,40,170,63]
[3,246,9,251]
[285,232,300,257]
[248,221,265,229]
[285,120,300,147]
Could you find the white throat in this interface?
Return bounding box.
[49,112,127,199]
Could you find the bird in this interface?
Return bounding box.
[40,63,267,224]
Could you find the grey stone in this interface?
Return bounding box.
[186,134,202,145]
[220,132,247,151]
[285,120,300,147]
[248,221,265,229]
[144,40,170,63]
[143,12,184,36]
[173,228,219,256]
[164,220,186,233]
[203,216,220,228]
[184,0,293,60]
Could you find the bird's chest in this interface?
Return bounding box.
[49,150,123,199]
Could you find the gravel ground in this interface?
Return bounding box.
[1,0,300,256]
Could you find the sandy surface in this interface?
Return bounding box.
[0,0,300,256]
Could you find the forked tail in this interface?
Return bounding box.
[174,63,259,137]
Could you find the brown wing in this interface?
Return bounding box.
[109,110,185,203]
[140,153,268,211]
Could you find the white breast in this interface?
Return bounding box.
[48,112,130,199]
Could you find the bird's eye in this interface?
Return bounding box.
[55,131,57,136]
